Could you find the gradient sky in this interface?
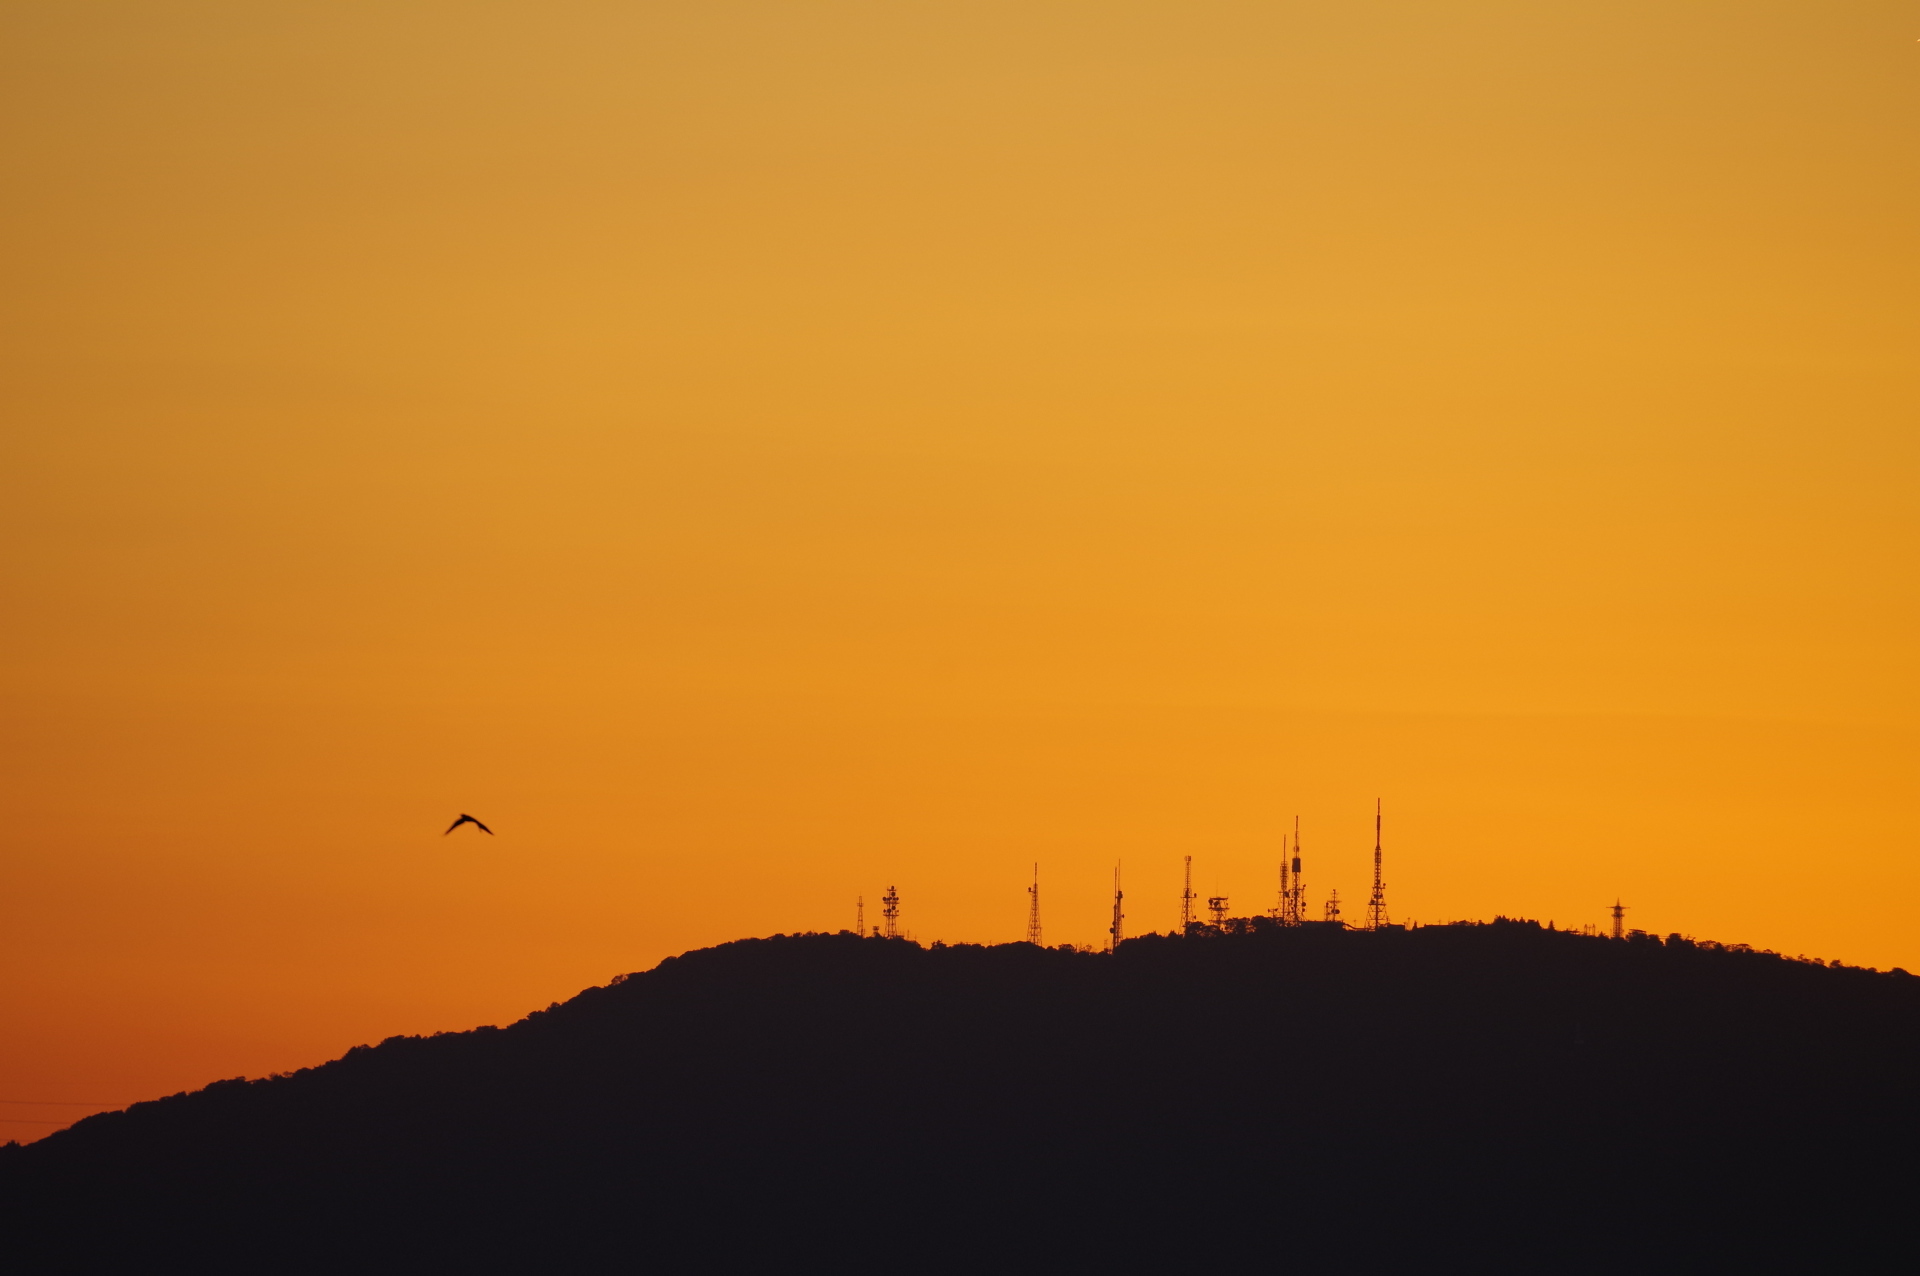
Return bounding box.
[4,1,1918,1135]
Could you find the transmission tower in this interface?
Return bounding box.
[856,895,864,936]
[1026,863,1043,946]
[1611,899,1627,940]
[1281,817,1305,926]
[1181,855,1196,933]
[1108,864,1125,952]
[1323,887,1341,924]
[1275,833,1290,920]
[882,885,901,939]
[1364,799,1390,930]
[1207,895,1229,928]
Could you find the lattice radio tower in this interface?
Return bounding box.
[1108,863,1125,952]
[1323,887,1342,924]
[1364,799,1390,930]
[856,895,864,936]
[1181,855,1196,933]
[1207,894,1229,928]
[1026,863,1043,946]
[1275,834,1290,920]
[1281,817,1305,925]
[1611,899,1627,940]
[881,885,901,939]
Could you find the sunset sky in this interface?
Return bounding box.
[4,1,1918,1134]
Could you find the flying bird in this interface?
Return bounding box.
[443,814,494,836]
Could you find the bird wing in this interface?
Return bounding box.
[471,818,494,835]
[443,815,472,835]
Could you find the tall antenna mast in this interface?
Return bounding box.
[856,895,864,936]
[1611,899,1627,941]
[1365,799,1390,930]
[882,885,901,939]
[1323,887,1342,924]
[1181,855,1196,933]
[1026,863,1043,946]
[1109,863,1125,952]
[1276,825,1290,920]
[1282,817,1305,926]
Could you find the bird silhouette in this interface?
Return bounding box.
[443,814,494,836]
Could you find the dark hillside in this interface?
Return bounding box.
[5,921,1917,1271]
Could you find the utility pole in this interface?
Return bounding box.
[1611,899,1627,940]
[1181,855,1196,933]
[1364,799,1390,931]
[882,886,901,939]
[1109,863,1125,952]
[1026,864,1043,946]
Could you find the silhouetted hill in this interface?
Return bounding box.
[6,921,1918,1271]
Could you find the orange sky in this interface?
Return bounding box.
[4,1,1919,1136]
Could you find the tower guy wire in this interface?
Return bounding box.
[1026,863,1043,946]
[1365,799,1390,931]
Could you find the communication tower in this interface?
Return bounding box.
[1364,799,1390,931]
[856,895,864,936]
[1281,817,1306,926]
[1611,899,1627,940]
[1026,864,1043,946]
[1276,833,1291,919]
[1324,888,1341,924]
[1109,864,1125,952]
[882,885,901,939]
[1181,855,1196,932]
[1207,895,1229,928]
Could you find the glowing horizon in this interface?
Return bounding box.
[3,0,1917,1136]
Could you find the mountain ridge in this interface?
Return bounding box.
[7,920,1916,1271]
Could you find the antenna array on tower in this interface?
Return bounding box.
[882,886,901,939]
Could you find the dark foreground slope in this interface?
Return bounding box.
[6,922,1918,1272]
